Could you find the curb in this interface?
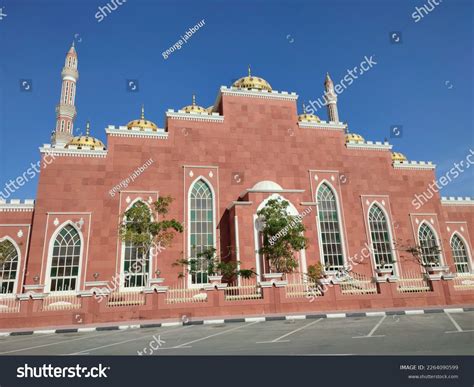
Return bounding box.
[0,307,471,337]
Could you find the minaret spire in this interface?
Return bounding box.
[248,64,251,77]
[141,104,145,120]
[324,72,339,123]
[52,42,79,146]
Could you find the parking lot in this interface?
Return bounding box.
[0,311,472,356]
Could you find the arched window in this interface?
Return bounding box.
[451,234,470,274]
[49,225,81,292]
[122,202,150,288]
[368,204,394,268]
[317,183,344,270]
[0,240,19,294]
[189,179,214,284]
[418,223,441,267]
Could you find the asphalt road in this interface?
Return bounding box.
[0,311,472,356]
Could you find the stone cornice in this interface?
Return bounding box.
[393,161,435,170]
[220,86,298,101]
[40,145,108,158]
[298,121,347,131]
[346,141,392,151]
[166,110,224,123]
[106,126,169,139]
[441,197,474,206]
[0,199,35,212]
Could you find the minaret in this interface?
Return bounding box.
[324,72,339,123]
[52,42,79,146]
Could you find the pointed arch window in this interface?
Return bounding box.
[418,223,441,267]
[317,183,344,270]
[450,234,470,274]
[122,202,151,288]
[189,179,214,284]
[0,240,19,294]
[49,225,81,292]
[368,204,394,268]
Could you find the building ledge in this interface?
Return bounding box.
[298,121,347,131]
[40,144,108,158]
[106,126,169,139]
[166,110,224,123]
[441,197,474,206]
[220,86,298,101]
[393,160,435,170]
[0,199,35,212]
[226,201,254,210]
[346,141,392,151]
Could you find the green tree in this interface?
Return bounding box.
[119,196,183,270]
[257,198,308,273]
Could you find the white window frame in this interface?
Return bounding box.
[450,232,473,275]
[0,236,21,297]
[417,221,444,267]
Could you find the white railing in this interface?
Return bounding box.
[339,272,377,295]
[453,274,474,291]
[0,296,20,313]
[42,293,82,311]
[285,273,322,298]
[397,270,431,293]
[106,290,145,307]
[166,282,208,304]
[224,277,262,301]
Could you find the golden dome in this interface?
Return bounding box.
[127,106,158,131]
[345,133,365,144]
[232,65,272,92]
[298,103,320,123]
[66,122,106,150]
[181,94,209,114]
[392,152,407,162]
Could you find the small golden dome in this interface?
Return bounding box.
[232,65,272,92]
[181,94,209,114]
[298,103,320,123]
[66,122,106,150]
[345,133,365,144]
[127,105,158,131]
[392,152,407,162]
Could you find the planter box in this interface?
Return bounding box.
[376,268,393,275]
[441,273,455,280]
[263,273,283,280]
[208,275,223,284]
[425,273,442,281]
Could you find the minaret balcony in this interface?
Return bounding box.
[61,67,79,80]
[55,103,77,119]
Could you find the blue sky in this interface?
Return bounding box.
[0,0,472,199]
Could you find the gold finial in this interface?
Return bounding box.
[72,40,75,48]
[248,64,251,77]
[302,103,306,114]
[86,121,90,136]
[141,105,145,120]
[192,94,196,106]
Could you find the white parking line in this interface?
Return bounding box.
[353,315,386,338]
[257,318,323,344]
[170,321,259,349]
[365,311,386,317]
[285,315,306,320]
[67,326,189,355]
[405,310,424,315]
[444,311,474,334]
[0,329,123,355]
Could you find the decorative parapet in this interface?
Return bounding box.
[40,144,107,158]
[298,120,347,131]
[166,110,224,123]
[220,85,298,101]
[441,197,474,206]
[0,199,35,212]
[346,141,392,151]
[105,125,169,139]
[393,160,436,170]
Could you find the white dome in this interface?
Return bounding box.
[251,181,283,191]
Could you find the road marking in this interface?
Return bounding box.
[353,315,386,338]
[0,330,123,355]
[34,330,56,334]
[444,308,464,314]
[161,322,182,327]
[326,313,346,318]
[285,315,306,320]
[245,317,265,322]
[203,319,225,325]
[67,326,188,355]
[257,318,323,343]
[171,321,259,349]
[443,311,474,334]
[366,311,386,317]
